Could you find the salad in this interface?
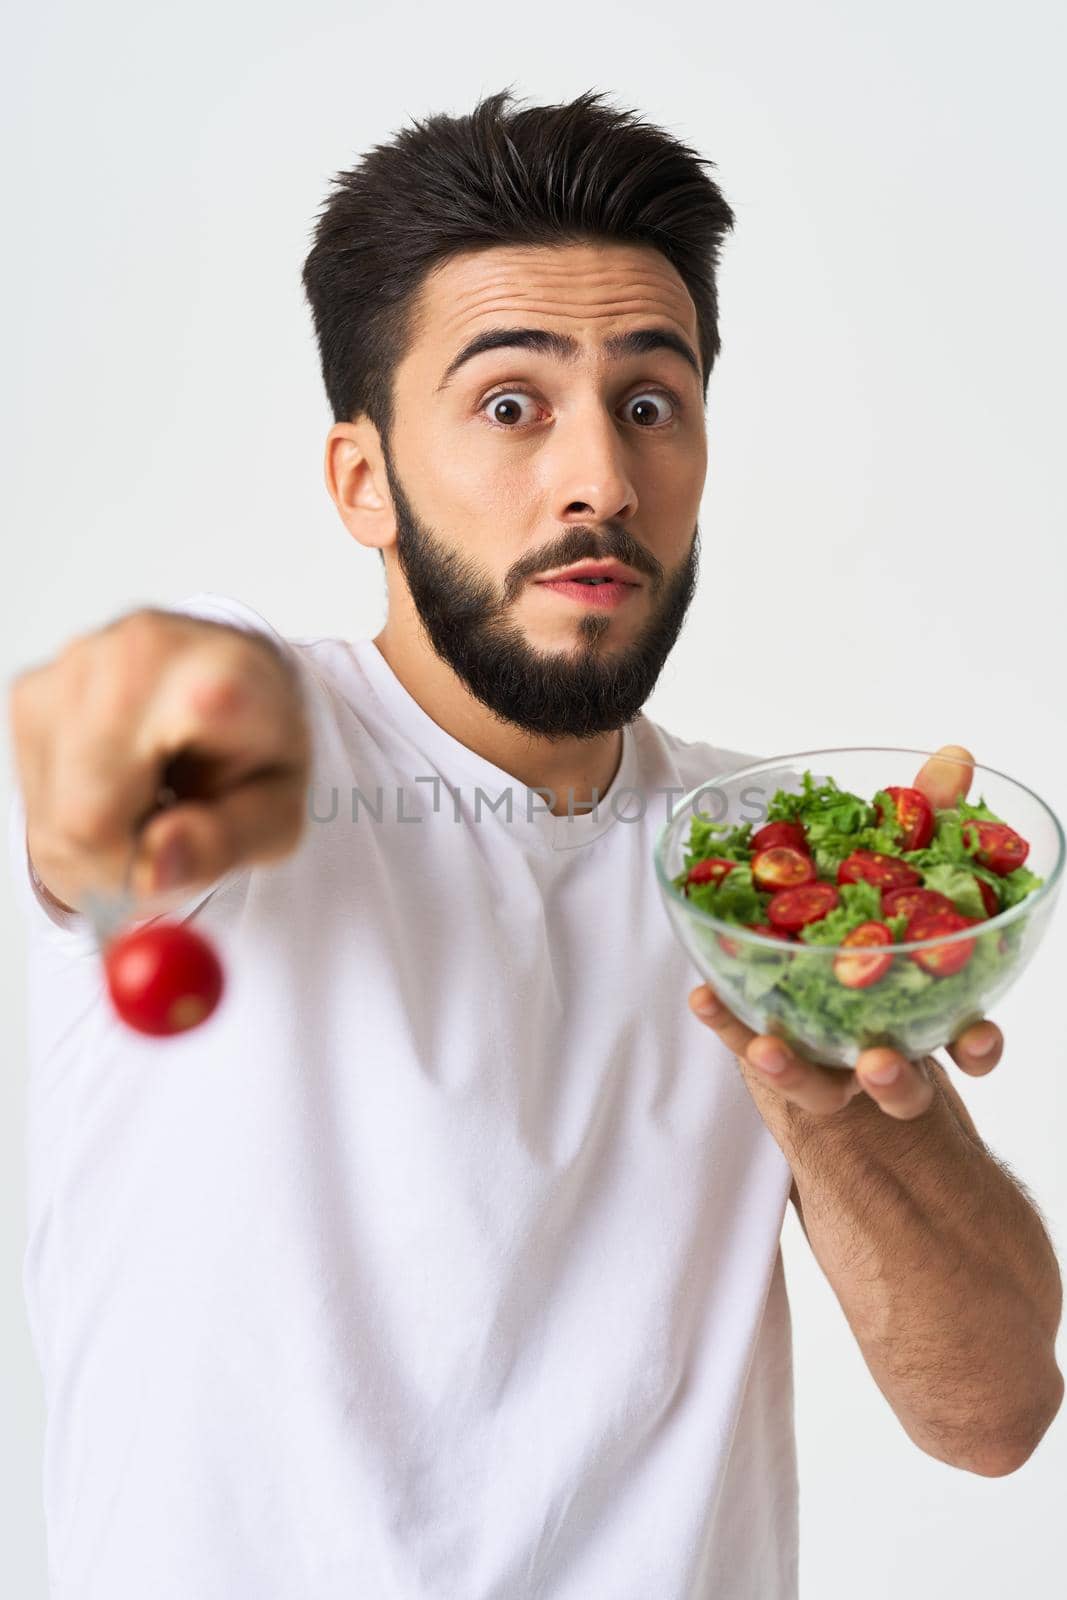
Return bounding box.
[671,771,1045,1048]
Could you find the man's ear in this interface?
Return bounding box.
[324,421,396,554]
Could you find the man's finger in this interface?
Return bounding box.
[690,985,865,1116]
[745,1036,865,1115]
[854,1048,936,1120]
[913,743,974,808]
[689,984,758,1059]
[131,769,308,898]
[945,1019,1003,1077]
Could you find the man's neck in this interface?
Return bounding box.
[371,621,625,818]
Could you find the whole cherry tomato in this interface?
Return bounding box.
[875,785,935,850]
[104,921,225,1036]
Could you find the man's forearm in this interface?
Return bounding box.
[760,1060,1064,1475]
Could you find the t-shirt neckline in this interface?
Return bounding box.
[352,637,643,853]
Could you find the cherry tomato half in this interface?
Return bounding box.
[104,921,225,1036]
[746,922,796,942]
[837,849,922,890]
[685,857,737,892]
[903,907,978,977]
[767,881,840,933]
[716,921,795,958]
[832,919,894,989]
[963,820,1030,876]
[876,786,935,851]
[751,845,816,892]
[749,820,810,856]
[881,885,957,921]
[976,876,1001,918]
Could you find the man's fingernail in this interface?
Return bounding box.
[863,1058,901,1086]
[752,1043,789,1074]
[694,989,721,1017]
[971,1028,998,1057]
[154,836,191,891]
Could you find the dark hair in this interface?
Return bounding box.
[301,84,736,449]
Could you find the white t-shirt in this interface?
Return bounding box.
[9,593,798,1600]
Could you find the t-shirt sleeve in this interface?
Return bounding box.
[7,590,319,953]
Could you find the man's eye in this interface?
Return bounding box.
[624,392,677,426]
[481,392,541,427]
[478,389,679,429]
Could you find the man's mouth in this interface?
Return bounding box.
[535,576,641,610]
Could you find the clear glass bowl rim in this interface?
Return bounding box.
[653,745,1066,954]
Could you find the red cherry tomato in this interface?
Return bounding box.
[832,919,894,989]
[837,849,922,890]
[767,881,840,933]
[881,886,956,921]
[962,820,1029,876]
[104,921,224,1036]
[875,786,935,850]
[975,876,1001,918]
[685,857,736,892]
[903,907,978,977]
[717,922,795,957]
[749,820,810,855]
[751,845,816,892]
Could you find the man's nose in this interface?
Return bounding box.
[549,406,638,526]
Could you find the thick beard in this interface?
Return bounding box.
[381,441,701,742]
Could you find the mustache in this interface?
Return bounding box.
[503,525,665,603]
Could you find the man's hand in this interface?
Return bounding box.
[687,743,1003,1121]
[8,608,312,916]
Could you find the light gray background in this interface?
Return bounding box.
[3,2,1065,1595]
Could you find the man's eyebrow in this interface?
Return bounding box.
[434,326,702,393]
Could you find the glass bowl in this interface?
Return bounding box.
[654,747,1064,1069]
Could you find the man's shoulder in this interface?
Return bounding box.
[637,712,765,792]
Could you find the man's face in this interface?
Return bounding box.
[381,240,708,741]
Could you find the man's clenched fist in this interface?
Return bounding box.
[8,608,312,916]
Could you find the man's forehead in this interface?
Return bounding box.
[416,241,698,349]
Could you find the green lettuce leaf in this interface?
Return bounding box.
[797,881,881,944]
[920,862,989,920]
[1000,865,1043,909]
[683,816,753,868]
[679,862,766,926]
